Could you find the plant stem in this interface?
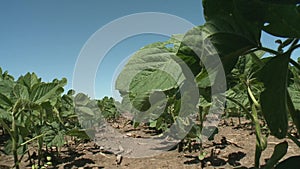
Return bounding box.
[289,58,300,70]
[38,137,43,167]
[259,47,280,55]
[252,104,262,168]
[12,113,19,169]
[37,109,44,167]
[290,44,300,52]
[20,133,44,146]
[247,86,260,108]
[287,133,300,147]
[288,39,299,52]
[247,86,266,168]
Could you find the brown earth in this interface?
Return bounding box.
[0,118,299,169]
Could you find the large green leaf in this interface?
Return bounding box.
[142,34,183,52]
[262,2,300,38]
[116,48,185,93]
[204,0,300,38]
[30,81,65,104]
[13,84,29,100]
[202,0,262,73]
[259,52,291,139]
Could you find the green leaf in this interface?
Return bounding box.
[264,141,288,169]
[76,106,95,116]
[263,2,300,38]
[17,73,40,91]
[30,83,64,104]
[13,84,29,100]
[48,131,65,147]
[0,108,12,121]
[67,89,75,96]
[203,0,300,38]
[4,139,26,155]
[0,93,13,108]
[149,120,157,128]
[116,47,185,93]
[275,156,300,169]
[1,71,14,81]
[142,34,183,52]
[130,69,178,95]
[12,99,40,115]
[259,52,291,139]
[116,47,186,113]
[0,79,15,97]
[202,0,262,73]
[66,128,89,140]
[196,69,213,88]
[74,93,90,106]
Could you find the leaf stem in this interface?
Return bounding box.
[259,47,280,55]
[247,86,260,108]
[288,39,299,52]
[20,134,45,146]
[242,48,260,56]
[226,96,254,121]
[287,133,300,147]
[289,58,300,70]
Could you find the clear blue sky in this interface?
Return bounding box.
[0,1,298,99]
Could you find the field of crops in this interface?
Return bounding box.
[1,1,300,169]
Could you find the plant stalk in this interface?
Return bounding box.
[12,112,19,169]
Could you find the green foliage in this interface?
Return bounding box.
[97,96,120,120]
[0,72,68,168]
[0,70,87,168]
[0,1,299,168]
[116,1,300,168]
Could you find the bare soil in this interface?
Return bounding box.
[0,117,299,169]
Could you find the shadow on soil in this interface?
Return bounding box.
[184,151,247,168]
